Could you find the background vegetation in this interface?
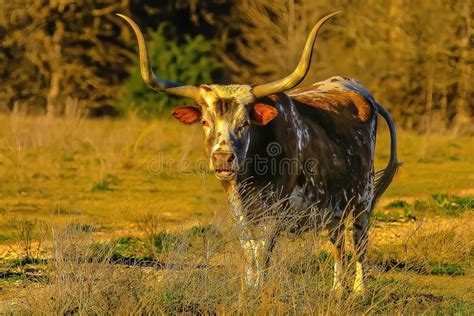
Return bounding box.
[1,0,472,129]
[117,25,222,117]
[228,0,472,132]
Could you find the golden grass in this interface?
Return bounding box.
[3,214,472,314]
[0,113,473,313]
[0,113,472,237]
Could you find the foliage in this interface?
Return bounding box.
[428,261,465,276]
[0,0,232,116]
[0,0,471,129]
[431,194,473,215]
[117,24,222,118]
[373,207,416,223]
[0,0,133,114]
[225,0,473,131]
[414,194,473,217]
[385,200,410,209]
[374,194,472,222]
[91,174,120,192]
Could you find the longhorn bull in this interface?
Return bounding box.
[118,12,400,296]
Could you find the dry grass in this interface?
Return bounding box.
[0,220,462,314]
[5,213,472,314]
[0,112,473,313]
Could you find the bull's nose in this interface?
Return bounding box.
[212,151,235,164]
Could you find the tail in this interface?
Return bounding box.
[371,103,402,210]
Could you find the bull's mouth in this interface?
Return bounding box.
[215,168,236,180]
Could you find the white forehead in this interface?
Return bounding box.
[199,84,254,108]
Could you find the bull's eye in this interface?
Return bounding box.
[201,120,209,127]
[236,121,249,135]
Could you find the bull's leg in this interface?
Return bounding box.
[241,238,265,287]
[328,221,346,298]
[224,182,280,287]
[352,210,369,296]
[240,228,279,287]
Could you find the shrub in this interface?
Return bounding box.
[385,200,410,209]
[118,23,222,118]
[414,194,473,217]
[431,194,473,216]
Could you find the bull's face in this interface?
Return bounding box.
[171,84,278,180]
[117,12,339,179]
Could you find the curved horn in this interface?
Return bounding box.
[117,14,200,100]
[252,11,341,98]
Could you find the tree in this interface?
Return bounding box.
[0,0,233,116]
[0,0,133,115]
[224,0,472,130]
[117,23,222,118]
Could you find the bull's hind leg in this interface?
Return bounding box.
[328,220,346,298]
[352,209,369,296]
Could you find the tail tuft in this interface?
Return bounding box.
[373,162,403,208]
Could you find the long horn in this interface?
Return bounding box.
[117,14,200,100]
[252,11,341,98]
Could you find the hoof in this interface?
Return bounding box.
[351,286,368,301]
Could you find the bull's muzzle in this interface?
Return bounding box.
[212,151,236,180]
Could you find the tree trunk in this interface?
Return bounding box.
[46,19,64,117]
[453,2,472,133]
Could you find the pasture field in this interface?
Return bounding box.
[0,113,472,314]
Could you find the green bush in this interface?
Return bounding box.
[413,194,473,217]
[385,199,410,209]
[118,24,222,118]
[428,261,465,276]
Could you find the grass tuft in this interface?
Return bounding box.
[385,199,410,209]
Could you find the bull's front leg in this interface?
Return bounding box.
[240,236,266,287]
[224,182,278,287]
[240,228,278,287]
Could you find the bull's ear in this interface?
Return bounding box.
[171,106,201,124]
[250,103,279,126]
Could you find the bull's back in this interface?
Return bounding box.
[288,76,377,125]
[287,76,378,209]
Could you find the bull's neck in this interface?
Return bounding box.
[236,94,303,195]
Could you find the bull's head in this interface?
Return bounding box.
[117,12,339,181]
